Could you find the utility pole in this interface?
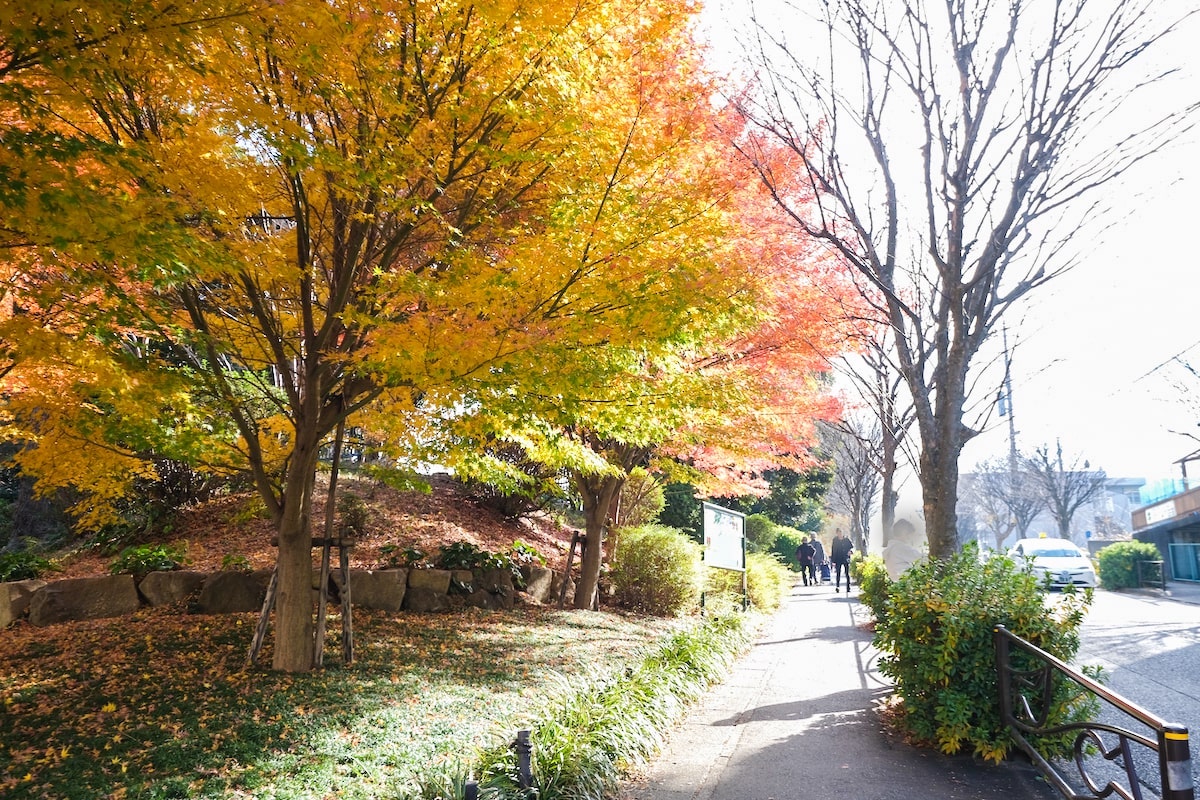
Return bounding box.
[996,327,1021,547]
[999,327,1019,474]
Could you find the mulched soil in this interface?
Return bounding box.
[53,473,577,578]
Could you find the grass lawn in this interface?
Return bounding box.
[0,604,695,799]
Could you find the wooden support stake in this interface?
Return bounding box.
[340,543,354,664]
[314,418,346,669]
[246,568,279,666]
[314,537,332,668]
[557,532,582,610]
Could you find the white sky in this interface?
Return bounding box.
[700,0,1200,485]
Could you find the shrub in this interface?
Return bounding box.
[433,541,531,588]
[771,526,807,570]
[0,546,60,582]
[379,543,431,570]
[228,495,269,525]
[874,542,1093,763]
[510,539,546,569]
[853,553,891,624]
[109,542,189,579]
[706,552,792,612]
[609,524,702,616]
[220,553,252,572]
[337,492,370,538]
[617,468,665,529]
[744,514,779,554]
[457,443,565,519]
[1095,540,1162,589]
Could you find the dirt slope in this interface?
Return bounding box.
[54,473,577,578]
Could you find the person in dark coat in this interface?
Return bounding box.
[830,529,854,593]
[810,537,827,583]
[796,536,816,586]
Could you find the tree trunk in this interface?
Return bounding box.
[573,473,622,611]
[856,502,871,556]
[880,429,899,548]
[272,440,319,673]
[919,433,964,560]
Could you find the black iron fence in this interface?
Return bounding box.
[995,625,1193,800]
[1138,560,1168,591]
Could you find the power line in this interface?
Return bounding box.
[1129,337,1200,385]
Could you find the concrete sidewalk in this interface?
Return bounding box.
[619,582,1056,800]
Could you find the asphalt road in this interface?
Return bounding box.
[1066,589,1200,797]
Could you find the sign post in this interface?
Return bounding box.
[702,502,747,610]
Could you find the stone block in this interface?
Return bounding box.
[29,575,140,626]
[0,579,47,628]
[195,569,271,614]
[521,565,554,604]
[450,569,474,593]
[138,571,207,607]
[404,586,451,613]
[464,567,514,610]
[406,568,451,594]
[341,569,407,612]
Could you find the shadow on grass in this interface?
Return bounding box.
[0,605,685,800]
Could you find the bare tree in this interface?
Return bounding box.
[823,418,882,554]
[836,325,916,547]
[734,0,1197,559]
[1027,442,1107,541]
[960,455,1045,549]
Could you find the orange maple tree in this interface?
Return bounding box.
[0,0,851,667]
[444,106,857,608]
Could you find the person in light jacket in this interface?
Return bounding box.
[810,536,827,583]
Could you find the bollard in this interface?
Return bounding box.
[1159,724,1194,800]
[515,729,533,791]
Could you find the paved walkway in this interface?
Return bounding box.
[619,582,1057,800]
[1133,578,1200,606]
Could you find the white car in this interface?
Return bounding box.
[1008,537,1098,589]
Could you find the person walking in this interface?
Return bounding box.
[810,536,827,584]
[830,529,854,593]
[796,536,816,587]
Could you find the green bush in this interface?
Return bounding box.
[220,553,252,572]
[433,540,534,588]
[853,553,891,625]
[771,526,806,570]
[109,542,189,579]
[336,492,370,537]
[617,468,665,529]
[228,495,269,525]
[744,513,779,554]
[1095,540,1162,589]
[510,539,546,569]
[874,543,1093,763]
[706,551,792,612]
[609,524,702,616]
[436,541,496,571]
[0,547,59,582]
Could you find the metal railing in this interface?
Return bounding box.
[1138,560,1167,591]
[995,625,1194,800]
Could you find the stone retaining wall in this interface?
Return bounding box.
[1,564,572,628]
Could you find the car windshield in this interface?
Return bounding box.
[1025,545,1082,558]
